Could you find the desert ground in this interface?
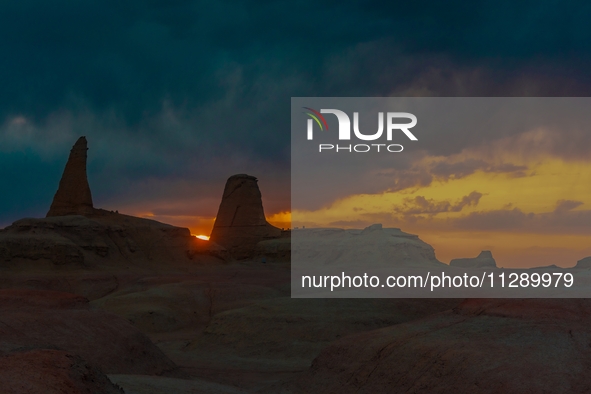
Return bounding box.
[1,138,591,393]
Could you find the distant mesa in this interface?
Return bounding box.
[210,174,282,259]
[575,256,591,268]
[292,223,444,268]
[361,223,384,234]
[47,136,95,217]
[450,250,497,268]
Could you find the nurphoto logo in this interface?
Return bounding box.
[303,107,418,153]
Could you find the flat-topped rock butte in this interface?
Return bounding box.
[291,223,444,268]
[450,250,497,268]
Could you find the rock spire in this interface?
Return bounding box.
[47,136,95,217]
[210,174,281,258]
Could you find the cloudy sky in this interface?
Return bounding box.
[1,1,591,266]
[290,98,591,268]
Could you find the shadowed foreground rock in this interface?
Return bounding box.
[0,289,177,375]
[0,349,124,394]
[190,297,461,371]
[210,174,281,258]
[47,136,95,217]
[287,299,591,394]
[0,214,217,279]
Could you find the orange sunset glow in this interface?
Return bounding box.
[133,211,292,241]
[293,147,591,268]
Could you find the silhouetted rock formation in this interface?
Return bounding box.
[47,136,95,217]
[575,256,591,268]
[450,250,497,268]
[0,136,225,271]
[210,174,281,259]
[0,214,222,276]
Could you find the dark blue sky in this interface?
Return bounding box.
[1,0,590,229]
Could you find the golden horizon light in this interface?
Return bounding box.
[292,154,591,268]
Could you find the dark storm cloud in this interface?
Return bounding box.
[3,1,591,128]
[2,0,591,225]
[554,199,584,213]
[331,199,591,236]
[451,202,591,234]
[453,208,534,231]
[396,191,483,216]
[430,160,528,180]
[293,95,591,212]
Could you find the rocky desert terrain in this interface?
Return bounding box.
[0,137,589,393]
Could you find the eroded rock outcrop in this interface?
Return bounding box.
[450,250,497,268]
[210,174,281,258]
[0,214,220,277]
[0,289,177,375]
[0,349,125,394]
[192,297,461,371]
[47,136,95,217]
[0,136,225,274]
[575,256,591,268]
[289,299,591,393]
[292,224,443,268]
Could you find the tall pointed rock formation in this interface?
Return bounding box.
[47,137,95,217]
[210,174,281,258]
